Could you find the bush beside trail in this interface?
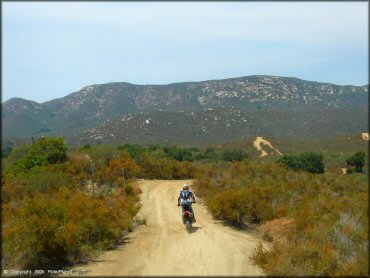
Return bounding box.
[111,143,199,179]
[194,161,368,276]
[3,139,368,275]
[2,140,198,270]
[2,138,141,270]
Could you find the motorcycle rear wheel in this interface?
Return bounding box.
[185,219,192,231]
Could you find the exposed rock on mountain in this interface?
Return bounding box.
[2,75,368,144]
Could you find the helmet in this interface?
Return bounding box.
[183,183,189,190]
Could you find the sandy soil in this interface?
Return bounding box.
[253,136,283,157]
[71,180,265,276]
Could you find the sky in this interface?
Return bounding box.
[2,2,368,103]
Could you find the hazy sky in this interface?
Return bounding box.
[3,2,368,103]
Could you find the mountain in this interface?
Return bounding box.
[70,107,367,145]
[2,75,368,145]
[2,98,54,137]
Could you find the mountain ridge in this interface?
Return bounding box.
[2,75,368,143]
[4,74,368,105]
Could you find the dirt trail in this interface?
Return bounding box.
[72,180,265,276]
[253,136,283,157]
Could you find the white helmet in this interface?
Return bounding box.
[183,183,189,190]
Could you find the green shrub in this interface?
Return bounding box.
[29,137,67,165]
[163,145,193,161]
[1,147,13,158]
[278,152,324,174]
[118,144,145,160]
[277,155,303,171]
[6,137,67,176]
[3,144,32,170]
[346,151,366,173]
[221,149,248,162]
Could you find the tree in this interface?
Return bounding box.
[118,144,145,160]
[26,137,67,166]
[221,149,248,162]
[194,147,217,160]
[7,137,67,176]
[346,151,366,173]
[163,145,193,161]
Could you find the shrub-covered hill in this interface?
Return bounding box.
[220,133,369,171]
[70,107,367,145]
[3,75,368,144]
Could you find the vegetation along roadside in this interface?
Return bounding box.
[1,136,368,276]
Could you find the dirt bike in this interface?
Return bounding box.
[180,200,196,231]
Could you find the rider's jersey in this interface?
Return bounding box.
[178,190,194,202]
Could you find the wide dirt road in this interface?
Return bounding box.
[73,180,264,276]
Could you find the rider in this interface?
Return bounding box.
[177,183,196,223]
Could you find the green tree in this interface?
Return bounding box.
[27,137,67,165]
[193,147,211,160]
[163,145,193,161]
[118,144,145,160]
[221,149,248,162]
[7,137,67,176]
[148,144,160,151]
[346,151,366,173]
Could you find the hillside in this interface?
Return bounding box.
[2,98,54,137]
[220,133,369,171]
[71,107,367,145]
[2,75,368,144]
